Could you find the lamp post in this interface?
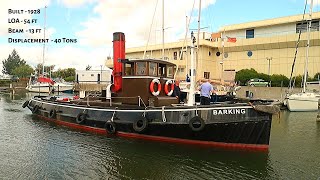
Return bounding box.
[219,61,224,83]
[266,57,272,86]
[100,65,103,83]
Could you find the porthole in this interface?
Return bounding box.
[216,52,221,56]
[247,51,253,57]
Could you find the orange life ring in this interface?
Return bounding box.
[164,80,174,96]
[149,79,161,96]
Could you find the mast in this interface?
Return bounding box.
[42,5,47,76]
[196,0,201,78]
[303,0,313,93]
[162,0,164,59]
[188,31,196,106]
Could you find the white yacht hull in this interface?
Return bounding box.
[286,93,320,111]
[26,85,51,93]
[53,83,74,92]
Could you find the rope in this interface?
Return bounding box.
[143,0,159,59]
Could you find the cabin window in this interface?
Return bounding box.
[158,64,166,77]
[246,29,254,39]
[149,62,157,76]
[136,62,147,75]
[167,66,174,78]
[124,63,134,76]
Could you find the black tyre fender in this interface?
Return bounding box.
[189,116,205,132]
[76,113,87,124]
[105,121,116,134]
[133,117,148,133]
[32,105,39,114]
[22,100,29,108]
[49,109,57,119]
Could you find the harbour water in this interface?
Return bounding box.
[1,91,320,179]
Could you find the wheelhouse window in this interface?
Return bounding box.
[167,66,174,78]
[124,62,134,76]
[149,62,158,76]
[158,63,166,77]
[246,29,254,39]
[136,62,147,75]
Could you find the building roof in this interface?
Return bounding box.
[219,12,320,32]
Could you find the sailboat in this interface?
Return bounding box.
[26,6,53,93]
[26,5,74,93]
[286,0,320,111]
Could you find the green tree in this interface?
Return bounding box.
[12,64,34,78]
[313,72,320,80]
[35,63,55,76]
[2,49,26,75]
[270,74,289,87]
[235,68,258,85]
[51,68,76,81]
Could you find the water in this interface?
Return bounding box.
[1,91,320,179]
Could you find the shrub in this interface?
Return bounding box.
[235,68,258,85]
[64,76,75,82]
[270,74,289,87]
[313,72,320,81]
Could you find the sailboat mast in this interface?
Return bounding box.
[188,31,196,106]
[303,0,313,93]
[42,5,47,76]
[196,0,201,77]
[162,0,164,59]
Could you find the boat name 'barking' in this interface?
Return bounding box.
[213,109,246,115]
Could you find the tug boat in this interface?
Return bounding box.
[23,32,279,151]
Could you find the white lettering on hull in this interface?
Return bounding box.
[213,109,246,115]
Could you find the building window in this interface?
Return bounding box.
[91,74,94,76]
[216,52,221,56]
[209,51,211,56]
[224,52,228,58]
[247,51,253,57]
[173,52,177,60]
[246,29,254,39]
[204,72,210,79]
[296,20,319,33]
[178,67,185,73]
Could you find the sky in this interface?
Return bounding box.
[0,0,319,74]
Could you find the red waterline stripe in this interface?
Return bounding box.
[37,115,269,152]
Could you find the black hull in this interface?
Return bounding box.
[26,98,273,151]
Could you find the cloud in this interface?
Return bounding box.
[76,0,216,48]
[58,0,97,8]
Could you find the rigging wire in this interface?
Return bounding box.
[288,0,309,89]
[143,0,159,59]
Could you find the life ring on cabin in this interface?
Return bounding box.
[105,121,116,134]
[49,109,57,119]
[189,116,205,132]
[22,100,29,108]
[32,105,39,114]
[149,78,161,96]
[76,112,87,124]
[133,117,148,133]
[164,80,174,96]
